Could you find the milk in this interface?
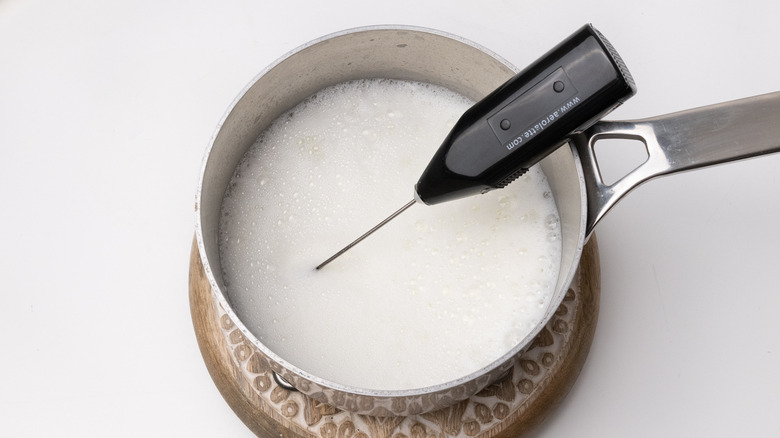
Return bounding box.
[219,79,562,390]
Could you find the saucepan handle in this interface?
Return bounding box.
[574,91,780,238]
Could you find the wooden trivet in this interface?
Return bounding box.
[189,237,600,437]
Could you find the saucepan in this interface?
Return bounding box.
[195,25,780,416]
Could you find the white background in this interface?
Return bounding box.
[2,0,780,436]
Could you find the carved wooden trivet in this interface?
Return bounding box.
[189,237,600,437]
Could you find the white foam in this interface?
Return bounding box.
[218,79,561,390]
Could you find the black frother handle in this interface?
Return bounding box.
[415,23,636,205]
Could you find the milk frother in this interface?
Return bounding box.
[316,24,636,269]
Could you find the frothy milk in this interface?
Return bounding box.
[219,79,562,390]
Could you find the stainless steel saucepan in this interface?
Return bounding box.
[195,25,780,416]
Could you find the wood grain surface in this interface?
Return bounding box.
[189,236,600,437]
